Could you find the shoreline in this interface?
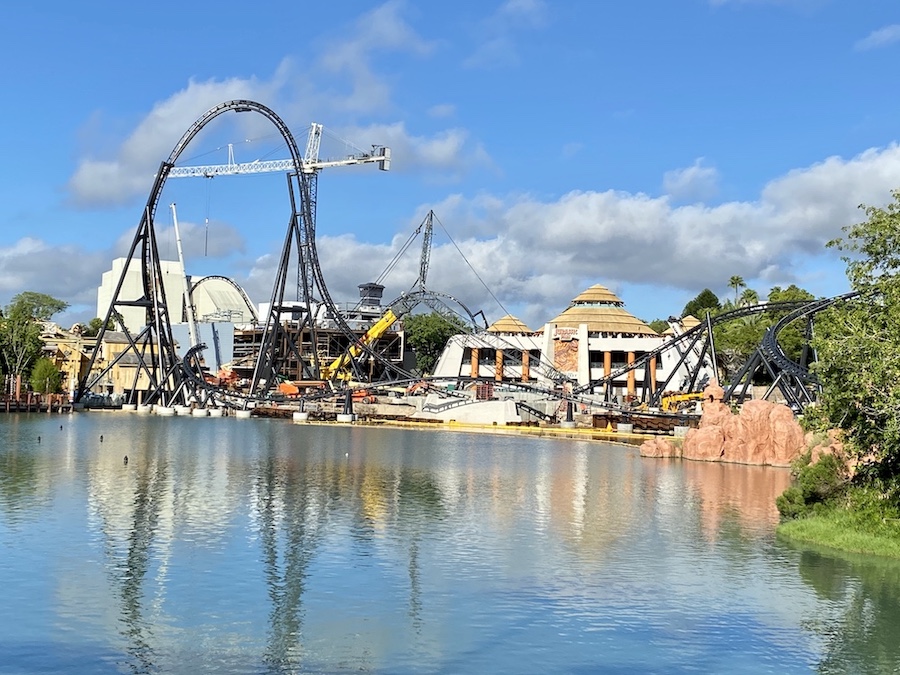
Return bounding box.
[301,416,648,449]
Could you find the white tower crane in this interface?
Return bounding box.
[164,122,390,308]
[166,122,390,178]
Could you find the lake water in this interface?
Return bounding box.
[1,412,899,674]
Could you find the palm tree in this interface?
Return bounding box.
[728,275,746,305]
[739,288,759,307]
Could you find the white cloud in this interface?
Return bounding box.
[428,104,456,118]
[113,220,247,261]
[67,70,288,208]
[496,0,547,29]
[66,2,476,207]
[234,143,900,329]
[561,142,583,159]
[855,24,900,51]
[341,122,491,175]
[0,238,109,313]
[662,159,719,201]
[709,0,822,6]
[50,142,900,330]
[318,0,435,113]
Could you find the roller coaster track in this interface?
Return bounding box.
[565,294,860,411]
[726,291,860,410]
[77,99,857,419]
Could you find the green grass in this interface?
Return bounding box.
[778,509,900,559]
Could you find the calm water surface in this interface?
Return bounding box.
[1,412,899,674]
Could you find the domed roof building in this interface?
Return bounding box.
[487,314,533,335]
[430,283,715,405]
[547,285,658,336]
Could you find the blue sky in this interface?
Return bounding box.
[3,0,900,329]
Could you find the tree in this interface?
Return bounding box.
[811,190,900,480]
[30,358,62,394]
[712,283,816,381]
[728,275,746,304]
[82,317,113,338]
[766,284,816,362]
[12,292,68,321]
[739,288,759,307]
[682,289,721,319]
[0,292,68,380]
[403,311,467,375]
[647,318,670,334]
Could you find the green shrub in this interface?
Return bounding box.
[30,357,62,394]
[778,453,848,520]
[775,486,805,520]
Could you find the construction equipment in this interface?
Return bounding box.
[660,391,705,413]
[320,294,418,382]
[167,123,390,178]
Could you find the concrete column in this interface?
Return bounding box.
[603,351,611,377]
[577,324,590,386]
[627,351,636,397]
[649,354,658,392]
[495,349,503,381]
[471,348,479,379]
[521,350,530,382]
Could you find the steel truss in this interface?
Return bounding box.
[77,100,320,405]
[564,295,859,410]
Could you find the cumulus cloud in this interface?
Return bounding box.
[341,121,491,175]
[662,159,719,201]
[855,24,900,51]
[66,2,478,207]
[67,71,288,208]
[0,238,110,313]
[233,143,900,329]
[112,219,247,261]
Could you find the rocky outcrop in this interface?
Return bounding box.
[639,436,683,459]
[807,429,845,464]
[639,386,806,467]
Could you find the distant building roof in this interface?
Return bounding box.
[662,314,701,335]
[487,314,533,334]
[549,284,658,336]
[191,275,258,323]
[101,331,132,345]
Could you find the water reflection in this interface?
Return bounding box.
[1,414,898,672]
[0,416,51,519]
[792,544,900,673]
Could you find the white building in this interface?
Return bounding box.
[97,258,187,334]
[433,285,715,401]
[97,258,257,333]
[96,258,259,371]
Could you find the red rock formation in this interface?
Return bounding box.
[704,383,725,402]
[639,437,682,458]
[639,393,805,467]
[682,426,725,461]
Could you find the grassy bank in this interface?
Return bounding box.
[778,509,900,559]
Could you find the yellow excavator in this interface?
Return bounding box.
[319,299,412,382]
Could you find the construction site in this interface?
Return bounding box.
[72,99,845,430]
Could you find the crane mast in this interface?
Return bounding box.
[170,203,199,350]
